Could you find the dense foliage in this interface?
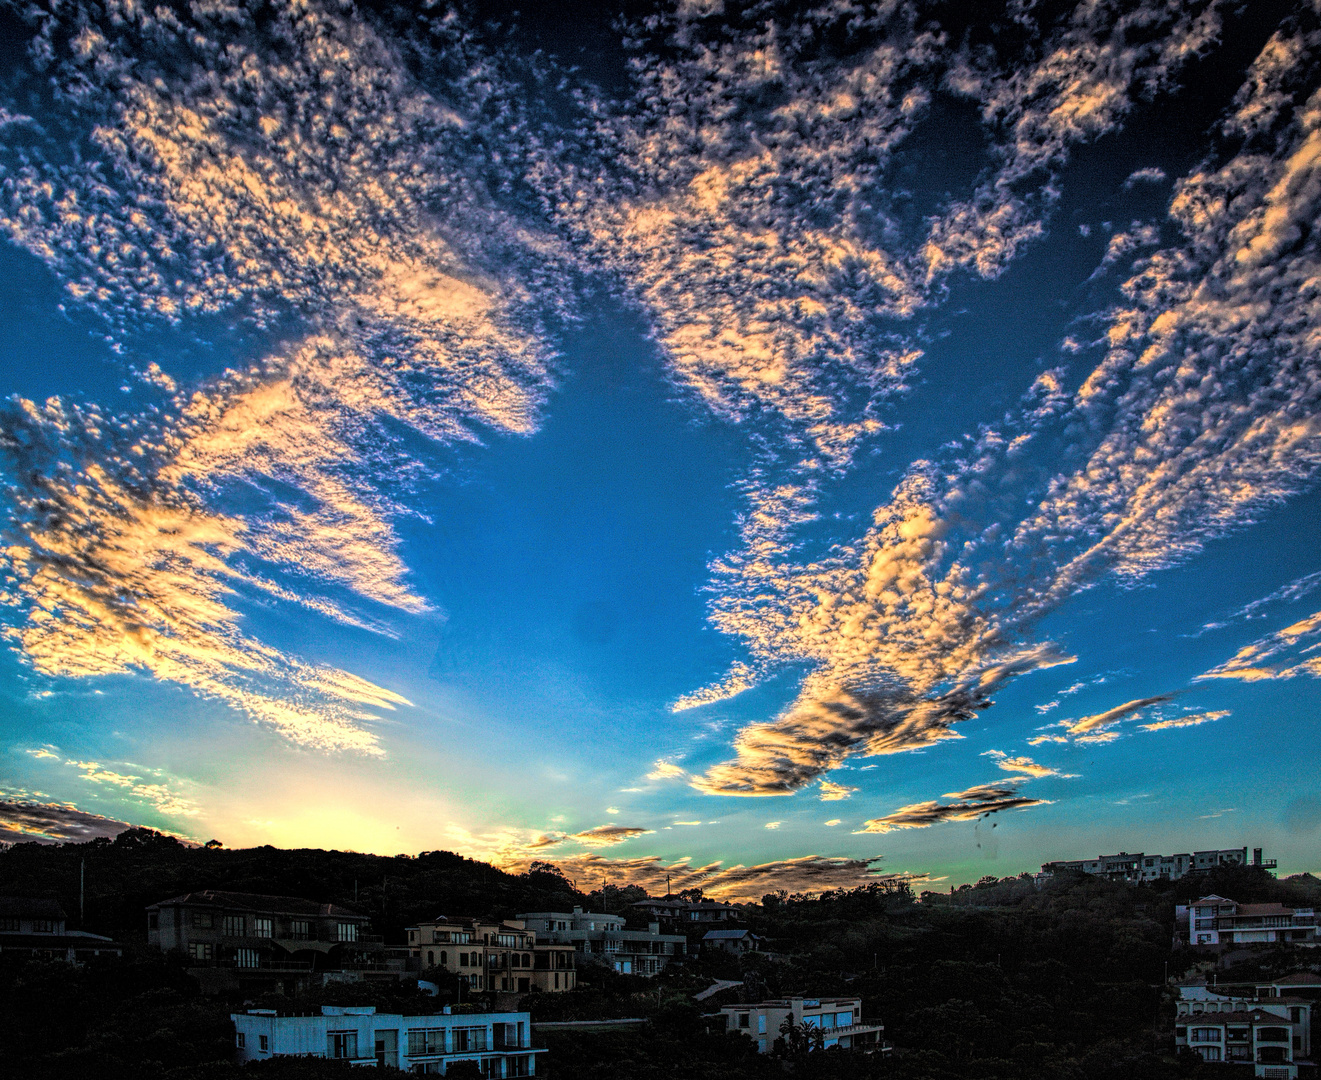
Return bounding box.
[3,835,1318,1080]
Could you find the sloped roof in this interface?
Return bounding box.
[148,890,365,918]
[703,928,758,940]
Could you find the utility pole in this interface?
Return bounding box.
[79,859,85,927]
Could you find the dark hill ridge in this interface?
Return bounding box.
[0,828,587,943]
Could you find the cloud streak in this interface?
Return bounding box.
[855,782,1047,834]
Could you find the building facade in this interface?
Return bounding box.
[0,897,122,963]
[628,898,745,926]
[147,890,387,991]
[232,1004,545,1076]
[517,908,687,976]
[1040,847,1275,884]
[405,917,576,993]
[719,997,886,1055]
[1176,896,1319,948]
[701,928,764,955]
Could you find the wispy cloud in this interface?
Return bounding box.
[1200,610,1321,683]
[818,781,858,801]
[1139,710,1230,732]
[855,782,1047,834]
[982,751,1078,779]
[0,799,141,843]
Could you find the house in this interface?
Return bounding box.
[517,907,687,976]
[232,1004,544,1076]
[1041,847,1274,884]
[0,897,122,963]
[405,917,576,993]
[1173,975,1312,1078]
[719,996,887,1054]
[147,890,389,993]
[1176,896,1319,947]
[629,898,745,926]
[702,928,764,955]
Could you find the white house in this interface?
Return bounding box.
[517,907,687,976]
[231,1005,544,1076]
[1173,976,1311,1078]
[1176,895,1319,947]
[719,996,886,1055]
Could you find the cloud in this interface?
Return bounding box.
[818,781,858,801]
[647,760,689,781]
[501,850,924,902]
[764,821,782,830]
[0,0,561,751]
[1200,610,1321,683]
[825,819,842,827]
[568,825,654,847]
[64,760,199,817]
[1125,167,1168,187]
[982,751,1078,779]
[0,799,138,843]
[1139,709,1230,732]
[1059,694,1176,738]
[856,782,1048,833]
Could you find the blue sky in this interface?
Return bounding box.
[1,0,1320,897]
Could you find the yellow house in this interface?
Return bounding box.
[406,917,576,994]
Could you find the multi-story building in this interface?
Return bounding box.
[628,898,745,927]
[1173,979,1311,1079]
[517,907,687,976]
[147,890,387,992]
[719,997,887,1055]
[0,897,122,963]
[405,917,576,993]
[232,1004,545,1076]
[1040,847,1275,884]
[1176,895,1319,948]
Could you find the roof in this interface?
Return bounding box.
[148,890,365,918]
[1233,903,1292,916]
[1182,1010,1295,1025]
[0,897,66,920]
[703,929,757,940]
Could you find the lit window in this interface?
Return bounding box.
[253,918,273,938]
[191,911,214,929]
[337,923,358,943]
[189,942,214,961]
[236,948,260,969]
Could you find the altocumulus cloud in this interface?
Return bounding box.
[856,783,1048,834]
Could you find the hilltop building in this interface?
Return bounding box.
[0,897,122,963]
[1176,896,1319,948]
[405,917,576,993]
[719,996,887,1055]
[232,1004,544,1076]
[1040,847,1274,884]
[1173,975,1313,1078]
[517,907,687,976]
[147,890,391,993]
[628,897,745,927]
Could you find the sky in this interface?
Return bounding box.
[1,0,1320,899]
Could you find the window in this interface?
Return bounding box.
[407,1028,445,1056]
[0,917,20,931]
[222,915,245,937]
[460,952,469,967]
[259,1035,268,1053]
[453,1027,487,1053]
[1199,1047,1221,1062]
[191,911,214,928]
[148,912,159,930]
[236,948,260,969]
[289,920,310,940]
[253,918,273,939]
[328,1031,358,1060]
[189,942,214,960]
[1257,1027,1289,1043]
[236,1033,246,1049]
[758,1016,766,1034]
[738,1014,750,1029]
[1191,1028,1221,1043]
[337,923,358,943]
[440,952,447,965]
[427,951,434,965]
[32,919,55,933]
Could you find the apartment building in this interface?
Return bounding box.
[719,996,886,1055]
[0,897,122,963]
[233,1004,545,1076]
[1176,895,1319,947]
[1040,847,1274,884]
[517,907,687,976]
[405,917,576,993]
[147,890,386,991]
[628,898,745,926]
